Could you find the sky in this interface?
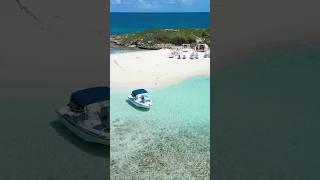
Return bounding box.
[110,0,210,12]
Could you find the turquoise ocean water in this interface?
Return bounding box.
[110,12,210,35]
[110,76,210,179]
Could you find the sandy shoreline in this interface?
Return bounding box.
[110,49,210,88]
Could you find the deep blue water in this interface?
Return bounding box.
[110,12,210,35]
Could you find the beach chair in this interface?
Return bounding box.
[190,53,194,59]
[195,52,199,59]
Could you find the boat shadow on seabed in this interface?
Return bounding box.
[50,120,109,158]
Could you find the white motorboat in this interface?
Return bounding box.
[56,87,110,145]
[128,89,152,109]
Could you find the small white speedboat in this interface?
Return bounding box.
[56,87,110,145]
[128,89,152,109]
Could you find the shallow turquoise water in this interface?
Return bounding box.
[110,76,210,179]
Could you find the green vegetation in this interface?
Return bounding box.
[111,28,210,50]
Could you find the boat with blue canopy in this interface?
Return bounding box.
[56,86,110,145]
[128,89,152,109]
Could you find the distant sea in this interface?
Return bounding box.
[110,12,210,35]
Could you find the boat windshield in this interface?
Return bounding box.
[68,101,84,113]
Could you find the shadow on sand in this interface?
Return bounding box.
[126,99,150,112]
[50,120,109,158]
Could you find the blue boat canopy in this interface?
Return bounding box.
[70,86,109,107]
[131,89,148,96]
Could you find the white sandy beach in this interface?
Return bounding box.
[111,49,210,88]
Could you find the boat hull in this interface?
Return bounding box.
[58,114,110,145]
[128,98,151,109]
